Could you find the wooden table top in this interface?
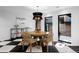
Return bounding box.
[30,31,46,37]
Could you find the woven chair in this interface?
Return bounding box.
[42,33,52,46]
[20,32,36,52]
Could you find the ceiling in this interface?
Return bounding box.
[27,6,70,13]
[0,6,71,16]
[26,6,71,16]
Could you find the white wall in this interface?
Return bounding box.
[0,6,45,41]
[0,6,36,41]
[0,8,16,41]
[51,7,79,46]
[71,7,79,46]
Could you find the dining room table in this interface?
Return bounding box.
[18,31,47,52]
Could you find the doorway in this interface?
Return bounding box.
[44,16,53,41]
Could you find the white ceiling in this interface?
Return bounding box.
[0,6,71,16]
[0,6,71,12]
[26,6,71,16]
[26,6,70,13]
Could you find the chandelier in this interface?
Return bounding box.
[32,6,43,31]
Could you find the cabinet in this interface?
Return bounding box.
[10,28,28,40]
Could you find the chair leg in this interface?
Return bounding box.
[22,45,24,50]
[29,43,32,52]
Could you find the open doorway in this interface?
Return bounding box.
[58,13,71,43]
[44,16,53,42]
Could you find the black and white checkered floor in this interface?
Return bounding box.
[0,38,78,53]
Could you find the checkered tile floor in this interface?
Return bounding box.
[0,38,77,53]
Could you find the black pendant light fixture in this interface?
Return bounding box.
[33,6,43,20]
[33,12,42,20]
[32,6,43,31]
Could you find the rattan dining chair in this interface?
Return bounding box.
[20,32,36,52]
[42,33,52,46]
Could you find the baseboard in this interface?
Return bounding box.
[58,40,71,44]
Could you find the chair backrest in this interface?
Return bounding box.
[43,33,52,44]
[22,32,31,39]
[21,32,36,45]
[22,32,32,42]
